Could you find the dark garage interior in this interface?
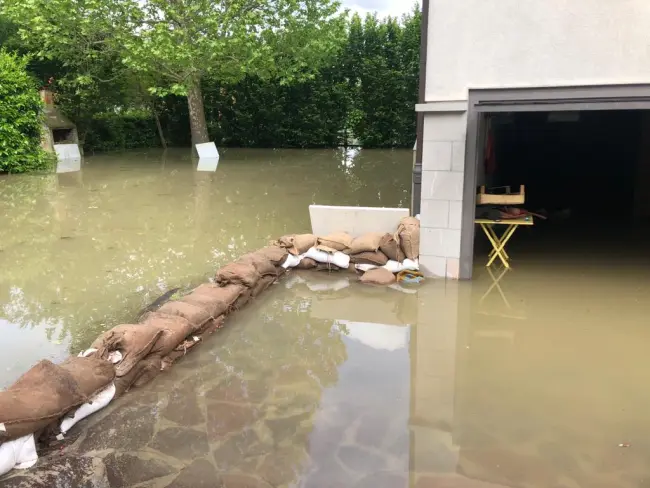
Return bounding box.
[473,109,650,266]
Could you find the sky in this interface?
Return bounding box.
[342,0,417,19]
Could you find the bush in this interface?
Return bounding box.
[0,50,51,173]
[83,111,161,153]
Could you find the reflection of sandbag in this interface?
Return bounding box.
[59,356,115,398]
[216,262,260,287]
[157,301,212,332]
[318,232,352,251]
[237,252,278,277]
[398,217,420,259]
[297,257,317,269]
[90,324,163,378]
[347,232,384,254]
[184,283,245,316]
[315,263,342,272]
[0,434,37,477]
[140,312,194,354]
[60,383,116,434]
[379,233,403,262]
[350,251,389,266]
[0,360,85,442]
[304,247,350,268]
[252,275,276,298]
[359,268,396,285]
[255,246,289,265]
[114,355,162,397]
[277,234,317,255]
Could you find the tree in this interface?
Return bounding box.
[2,0,347,148]
[0,50,51,173]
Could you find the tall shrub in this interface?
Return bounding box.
[0,50,50,173]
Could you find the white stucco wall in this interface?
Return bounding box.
[426,0,650,101]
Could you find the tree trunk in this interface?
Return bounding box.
[152,104,167,150]
[187,78,210,149]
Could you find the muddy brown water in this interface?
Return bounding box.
[2,148,650,487]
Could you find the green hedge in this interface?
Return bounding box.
[83,112,161,153]
[0,50,51,173]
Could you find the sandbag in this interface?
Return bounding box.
[90,323,162,378]
[398,216,420,259]
[315,244,339,254]
[140,312,194,354]
[237,252,278,277]
[232,288,252,310]
[277,234,317,256]
[60,383,116,434]
[251,275,276,298]
[350,250,389,266]
[379,233,403,262]
[185,283,245,316]
[317,232,352,251]
[253,246,289,265]
[215,262,260,288]
[383,258,420,273]
[59,356,115,398]
[0,360,85,442]
[157,300,212,332]
[359,268,396,285]
[347,232,384,254]
[114,355,162,397]
[297,257,318,269]
[304,247,350,268]
[0,434,37,477]
[282,253,303,268]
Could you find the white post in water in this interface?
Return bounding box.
[195,142,220,172]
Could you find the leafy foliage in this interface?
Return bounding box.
[0,50,52,173]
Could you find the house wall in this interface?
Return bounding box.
[425,0,650,102]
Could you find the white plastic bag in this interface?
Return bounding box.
[60,383,116,434]
[281,253,303,269]
[304,248,350,268]
[0,434,38,477]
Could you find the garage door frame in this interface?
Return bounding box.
[460,84,650,279]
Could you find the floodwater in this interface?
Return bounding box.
[3,149,650,488]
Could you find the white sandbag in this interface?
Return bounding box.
[60,383,116,434]
[304,247,350,268]
[0,434,38,477]
[355,263,378,272]
[382,259,419,273]
[281,253,303,269]
[78,349,123,364]
[306,278,350,292]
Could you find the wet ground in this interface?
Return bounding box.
[3,149,650,487]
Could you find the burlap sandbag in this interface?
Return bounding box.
[114,355,162,397]
[315,244,339,254]
[157,301,212,332]
[379,233,403,262]
[347,232,383,254]
[251,275,276,298]
[315,263,342,272]
[237,252,278,277]
[90,324,163,378]
[277,234,317,256]
[59,356,115,398]
[350,251,389,266]
[359,268,396,285]
[317,232,352,252]
[398,216,420,259]
[140,312,194,355]
[162,316,225,370]
[232,288,252,310]
[0,360,85,441]
[254,246,289,265]
[297,257,318,269]
[181,283,244,317]
[216,262,260,288]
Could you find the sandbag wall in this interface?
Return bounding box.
[0,216,420,477]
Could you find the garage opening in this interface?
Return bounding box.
[472,109,650,268]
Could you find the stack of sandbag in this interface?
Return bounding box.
[397,216,420,259]
[275,234,317,256]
